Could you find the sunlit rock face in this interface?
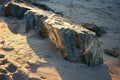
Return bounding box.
[14,0,55,12]
[4,2,103,66]
[25,11,103,66]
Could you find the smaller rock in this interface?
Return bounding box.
[0,54,5,58]
[6,64,17,73]
[104,49,120,57]
[81,23,106,37]
[0,68,7,74]
[0,74,11,80]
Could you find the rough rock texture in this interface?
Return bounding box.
[14,0,63,16]
[4,3,29,19]
[4,2,103,66]
[25,11,36,32]
[14,0,55,12]
[25,11,103,66]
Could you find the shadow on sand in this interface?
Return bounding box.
[1,14,112,80]
[26,31,112,80]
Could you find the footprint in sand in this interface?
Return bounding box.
[0,74,12,80]
[0,41,5,44]
[6,63,18,73]
[0,59,9,65]
[0,54,5,58]
[2,47,14,52]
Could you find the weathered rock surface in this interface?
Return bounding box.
[24,11,36,32]
[4,3,29,19]
[25,10,103,66]
[4,2,103,66]
[14,0,55,12]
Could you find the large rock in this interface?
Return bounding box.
[4,3,29,19]
[25,10,103,66]
[4,3,103,66]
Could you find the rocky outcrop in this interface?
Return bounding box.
[4,2,103,66]
[25,11,103,66]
